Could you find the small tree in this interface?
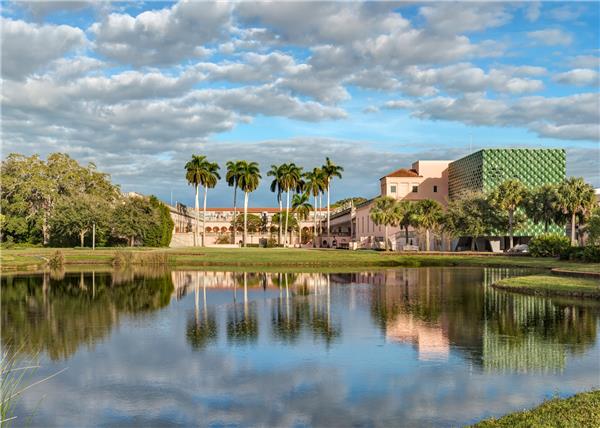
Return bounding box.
[369,196,398,251]
[556,177,596,246]
[411,199,443,251]
[525,184,563,233]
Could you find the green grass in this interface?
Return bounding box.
[2,247,599,273]
[494,275,600,299]
[472,390,600,427]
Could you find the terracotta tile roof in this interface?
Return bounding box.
[188,207,327,213]
[382,168,421,178]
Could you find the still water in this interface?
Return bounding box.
[2,267,599,427]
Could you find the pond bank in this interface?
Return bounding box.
[493,275,600,299]
[2,247,599,273]
[472,390,600,427]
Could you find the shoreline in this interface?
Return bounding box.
[2,247,598,274]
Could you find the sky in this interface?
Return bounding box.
[1,1,599,207]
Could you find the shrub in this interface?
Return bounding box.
[47,250,64,269]
[559,246,585,261]
[529,233,570,257]
[112,250,134,267]
[215,233,232,244]
[583,245,600,263]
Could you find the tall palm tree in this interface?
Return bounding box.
[556,177,595,245]
[199,160,220,247]
[304,168,326,247]
[226,161,244,244]
[281,163,303,246]
[369,196,399,251]
[292,192,313,247]
[185,155,207,247]
[525,183,561,233]
[237,161,261,247]
[412,199,443,251]
[267,164,286,245]
[322,157,344,240]
[489,179,527,250]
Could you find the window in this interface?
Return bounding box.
[433,185,438,193]
[390,185,397,193]
[412,185,418,193]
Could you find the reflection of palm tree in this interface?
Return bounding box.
[227,272,259,344]
[309,274,340,347]
[271,275,306,344]
[186,273,217,350]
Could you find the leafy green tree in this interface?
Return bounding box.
[232,213,262,234]
[322,157,344,238]
[304,168,326,247]
[444,193,501,251]
[50,196,106,247]
[369,196,399,251]
[267,164,286,245]
[226,161,244,245]
[331,197,367,209]
[489,179,528,250]
[585,207,600,246]
[237,161,261,247]
[395,200,414,245]
[146,196,174,247]
[556,177,596,246]
[525,184,563,233]
[412,199,443,251]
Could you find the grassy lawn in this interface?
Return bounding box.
[472,390,600,427]
[494,275,600,299]
[2,246,599,273]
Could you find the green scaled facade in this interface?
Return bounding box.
[448,149,566,237]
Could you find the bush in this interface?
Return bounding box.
[112,250,134,267]
[215,233,232,244]
[47,250,64,269]
[583,245,600,263]
[529,233,570,257]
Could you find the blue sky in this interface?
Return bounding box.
[1,1,599,207]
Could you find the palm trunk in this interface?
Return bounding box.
[326,183,331,238]
[194,185,199,247]
[544,220,548,233]
[313,194,318,247]
[202,187,207,247]
[232,184,237,244]
[405,225,409,245]
[384,225,388,251]
[130,236,134,247]
[508,210,514,250]
[278,194,283,245]
[571,212,576,246]
[285,191,290,246]
[471,237,476,251]
[80,230,85,248]
[243,192,249,247]
[319,193,322,238]
[425,228,430,251]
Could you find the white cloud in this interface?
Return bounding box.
[554,69,600,86]
[548,5,586,22]
[420,3,512,35]
[527,29,572,46]
[525,2,541,22]
[569,55,600,69]
[90,1,231,66]
[1,18,86,80]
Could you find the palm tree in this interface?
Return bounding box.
[292,192,313,247]
[304,168,326,247]
[322,157,344,240]
[199,161,220,247]
[369,196,399,251]
[556,177,595,245]
[525,183,561,233]
[184,155,207,246]
[395,200,414,246]
[489,179,528,250]
[226,161,244,244]
[281,163,303,246]
[237,161,261,247]
[412,199,443,251]
[267,164,285,245]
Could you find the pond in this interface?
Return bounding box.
[2,267,599,427]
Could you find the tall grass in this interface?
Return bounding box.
[112,251,171,268]
[47,250,64,269]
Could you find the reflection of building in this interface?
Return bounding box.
[330,149,567,251]
[386,313,449,361]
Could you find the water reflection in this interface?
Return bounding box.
[1,269,173,360]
